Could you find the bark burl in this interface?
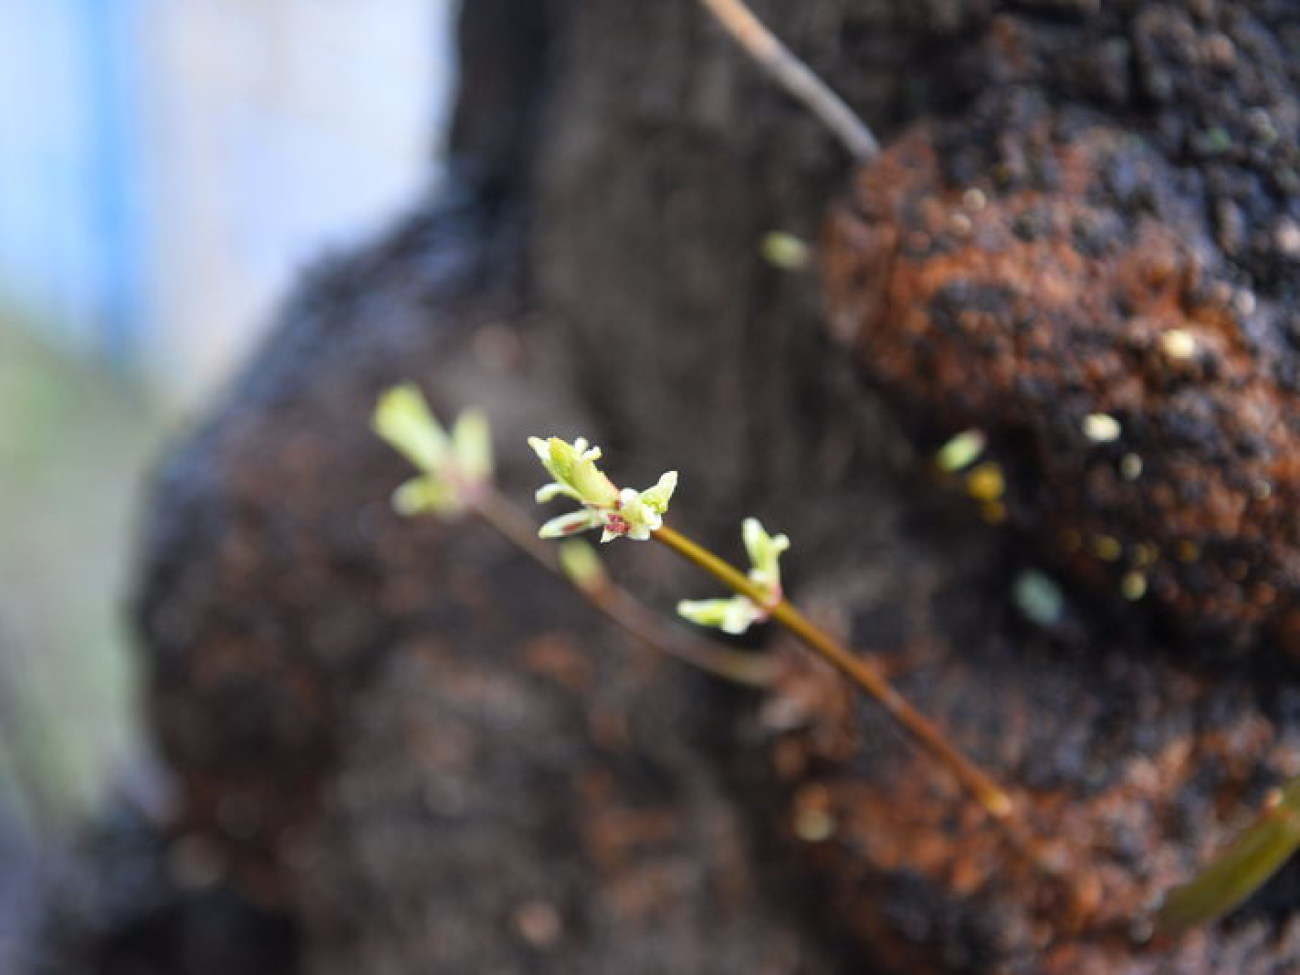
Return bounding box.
[134,1,1300,972]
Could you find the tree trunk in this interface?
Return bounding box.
[126,1,1300,972]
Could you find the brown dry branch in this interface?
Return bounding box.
[694,0,878,160]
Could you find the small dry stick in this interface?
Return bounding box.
[695,0,879,160]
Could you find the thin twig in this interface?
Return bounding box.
[652,521,1082,891]
[652,523,1010,818]
[474,490,775,687]
[695,0,879,160]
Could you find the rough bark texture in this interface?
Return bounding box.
[101,0,1300,972]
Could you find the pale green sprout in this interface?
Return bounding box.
[528,436,677,542]
[530,437,618,507]
[372,384,493,517]
[678,517,790,634]
[935,429,986,472]
[760,231,811,271]
[558,539,607,591]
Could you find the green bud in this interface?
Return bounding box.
[559,540,606,590]
[374,385,496,519]
[742,517,789,593]
[935,429,986,472]
[452,409,493,484]
[373,384,449,473]
[760,231,811,272]
[677,596,763,636]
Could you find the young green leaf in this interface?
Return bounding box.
[529,435,676,542]
[1158,777,1300,933]
[677,518,788,635]
[373,385,494,517]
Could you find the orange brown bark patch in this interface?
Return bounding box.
[826,121,1300,658]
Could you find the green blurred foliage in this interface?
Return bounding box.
[1159,777,1300,933]
[0,314,167,836]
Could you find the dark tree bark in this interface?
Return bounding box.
[121,1,1300,972]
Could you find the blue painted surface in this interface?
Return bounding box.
[80,0,146,369]
[0,0,145,366]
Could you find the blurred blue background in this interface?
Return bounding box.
[0,0,453,396]
[0,0,454,899]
